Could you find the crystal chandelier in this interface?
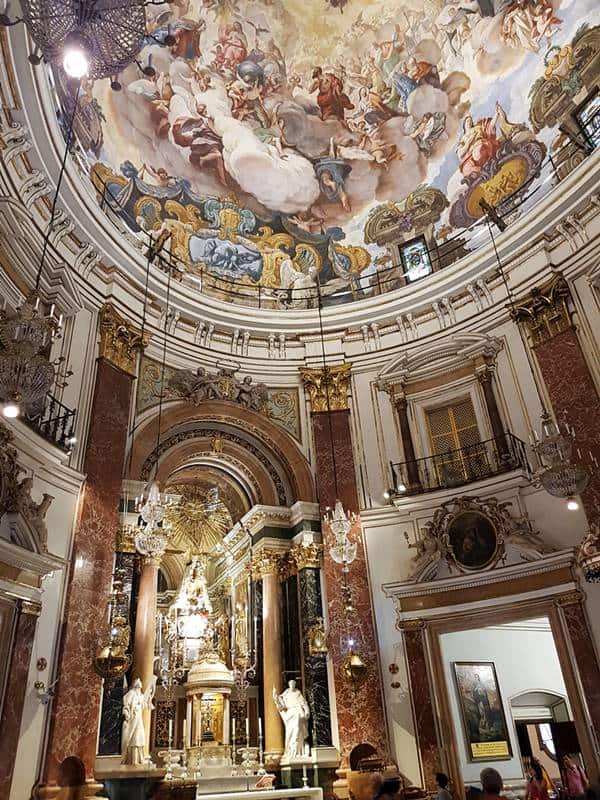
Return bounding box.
[0,294,68,418]
[0,0,171,81]
[530,410,593,511]
[326,500,357,570]
[133,480,173,558]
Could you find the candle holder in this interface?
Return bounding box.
[258,731,265,774]
[302,763,308,787]
[238,746,258,776]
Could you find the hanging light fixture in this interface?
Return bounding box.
[0,84,82,419]
[0,0,175,82]
[485,217,593,513]
[326,500,357,570]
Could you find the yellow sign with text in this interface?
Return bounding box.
[471,741,511,759]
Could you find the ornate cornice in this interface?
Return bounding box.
[290,542,323,570]
[300,364,352,412]
[512,274,572,346]
[99,303,149,377]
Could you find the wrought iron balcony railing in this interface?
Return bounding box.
[24,391,76,452]
[390,432,529,496]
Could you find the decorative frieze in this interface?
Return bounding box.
[300,364,352,412]
[99,303,148,377]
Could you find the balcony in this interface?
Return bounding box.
[390,432,530,497]
[24,392,76,452]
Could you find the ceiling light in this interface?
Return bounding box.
[62,33,89,78]
[566,497,579,511]
[2,400,20,418]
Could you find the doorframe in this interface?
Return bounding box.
[423,595,600,792]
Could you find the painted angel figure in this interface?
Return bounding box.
[121,676,157,766]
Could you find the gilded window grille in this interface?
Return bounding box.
[426,398,487,484]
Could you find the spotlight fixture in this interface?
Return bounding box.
[566,497,579,512]
[62,32,90,78]
[2,400,20,418]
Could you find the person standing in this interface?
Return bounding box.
[436,772,452,800]
[527,761,550,800]
[562,755,588,800]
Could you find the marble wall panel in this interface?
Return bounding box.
[533,328,600,523]
[403,625,440,793]
[42,358,134,785]
[282,573,301,680]
[561,601,600,740]
[0,607,37,797]
[298,567,332,747]
[311,410,387,761]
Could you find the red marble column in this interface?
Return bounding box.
[311,407,387,761]
[560,599,600,740]
[532,327,600,523]
[40,306,143,796]
[400,622,441,793]
[0,601,39,797]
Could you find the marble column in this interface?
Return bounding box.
[0,600,40,798]
[399,620,441,794]
[393,394,422,491]
[476,364,509,457]
[555,593,600,741]
[253,551,284,764]
[514,276,600,523]
[132,554,161,753]
[300,365,387,762]
[39,304,147,798]
[290,542,333,749]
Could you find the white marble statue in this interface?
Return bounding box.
[121,676,156,766]
[273,679,310,760]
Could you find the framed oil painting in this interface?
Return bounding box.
[447,511,498,571]
[453,661,512,761]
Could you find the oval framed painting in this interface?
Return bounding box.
[447,511,498,571]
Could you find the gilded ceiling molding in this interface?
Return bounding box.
[99,303,149,377]
[289,541,323,570]
[300,364,352,413]
[512,274,572,346]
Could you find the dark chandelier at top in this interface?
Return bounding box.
[0,0,174,81]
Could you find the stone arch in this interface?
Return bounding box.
[129,399,315,505]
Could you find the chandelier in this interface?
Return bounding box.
[0,0,170,81]
[133,480,174,558]
[0,294,68,419]
[530,410,592,510]
[326,500,357,570]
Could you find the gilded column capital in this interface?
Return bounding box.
[20,599,42,617]
[397,617,426,632]
[115,525,136,554]
[251,550,283,579]
[512,275,572,346]
[553,589,585,608]
[99,303,150,377]
[300,363,352,412]
[290,541,323,570]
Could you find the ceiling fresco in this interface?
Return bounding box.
[55,0,600,304]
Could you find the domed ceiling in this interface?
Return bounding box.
[55,0,600,304]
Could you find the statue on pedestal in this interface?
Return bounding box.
[121,676,157,766]
[273,679,310,761]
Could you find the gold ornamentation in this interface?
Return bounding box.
[116,525,136,553]
[21,599,42,616]
[164,485,233,556]
[397,617,426,631]
[300,363,352,412]
[467,157,529,218]
[251,551,282,579]
[340,650,368,688]
[99,303,149,376]
[306,618,328,655]
[290,542,323,570]
[512,274,572,345]
[553,590,584,607]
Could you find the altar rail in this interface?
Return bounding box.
[92,137,592,310]
[195,787,323,800]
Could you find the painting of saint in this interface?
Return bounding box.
[447,511,498,569]
[453,662,512,761]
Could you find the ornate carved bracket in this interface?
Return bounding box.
[99,303,149,376]
[512,274,572,345]
[300,364,352,412]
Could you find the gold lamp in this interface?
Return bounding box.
[341,650,368,690]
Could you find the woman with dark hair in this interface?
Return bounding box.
[562,755,588,800]
[436,772,452,800]
[527,760,550,800]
